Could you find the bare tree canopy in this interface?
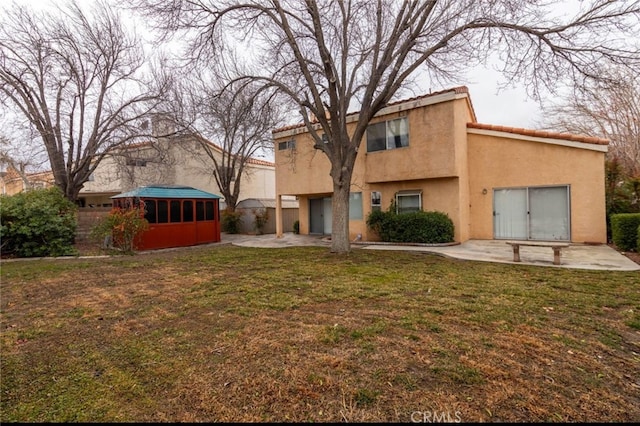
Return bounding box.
[171,77,282,211]
[133,0,640,253]
[542,68,640,177]
[0,1,170,202]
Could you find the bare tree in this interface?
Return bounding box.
[0,132,49,190]
[541,69,640,177]
[178,80,281,211]
[134,0,639,253]
[0,1,170,202]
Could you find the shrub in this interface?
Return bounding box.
[221,209,242,234]
[293,220,300,234]
[610,213,640,251]
[637,225,640,252]
[0,187,77,257]
[90,206,149,254]
[367,209,454,244]
[253,208,269,234]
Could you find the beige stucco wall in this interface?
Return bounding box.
[274,91,606,244]
[80,137,275,207]
[275,95,473,242]
[467,131,607,243]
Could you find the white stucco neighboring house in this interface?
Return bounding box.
[80,131,276,209]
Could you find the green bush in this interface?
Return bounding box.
[89,206,149,254]
[637,225,640,252]
[221,209,242,234]
[0,187,77,257]
[610,213,640,251]
[293,220,300,234]
[367,209,454,244]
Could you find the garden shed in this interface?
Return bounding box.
[236,197,299,234]
[111,185,222,250]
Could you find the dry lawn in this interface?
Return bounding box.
[1,244,639,422]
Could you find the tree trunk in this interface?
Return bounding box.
[330,182,351,253]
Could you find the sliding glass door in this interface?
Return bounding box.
[493,186,570,241]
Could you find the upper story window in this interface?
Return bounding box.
[366,117,409,152]
[278,139,296,150]
[126,158,147,167]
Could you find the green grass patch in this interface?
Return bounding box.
[1,245,639,422]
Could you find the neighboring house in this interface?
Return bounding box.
[272,86,608,244]
[0,165,54,196]
[80,131,276,209]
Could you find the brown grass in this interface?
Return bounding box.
[1,245,639,422]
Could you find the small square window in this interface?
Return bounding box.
[371,191,382,212]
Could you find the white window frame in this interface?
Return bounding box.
[395,190,422,214]
[371,191,382,212]
[366,116,409,153]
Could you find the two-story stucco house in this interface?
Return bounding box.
[80,132,276,210]
[272,86,608,244]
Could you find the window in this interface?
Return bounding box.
[170,200,181,223]
[144,200,157,224]
[396,191,421,214]
[349,192,363,220]
[157,200,169,223]
[366,117,409,152]
[126,158,147,167]
[183,200,193,222]
[278,140,296,150]
[371,191,382,212]
[205,201,214,220]
[196,201,205,221]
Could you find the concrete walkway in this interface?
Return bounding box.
[222,233,640,271]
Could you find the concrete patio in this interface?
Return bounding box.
[221,233,640,271]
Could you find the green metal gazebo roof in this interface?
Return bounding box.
[111,185,222,200]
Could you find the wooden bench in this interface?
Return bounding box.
[505,241,570,265]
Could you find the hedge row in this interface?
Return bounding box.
[0,187,77,257]
[610,213,640,252]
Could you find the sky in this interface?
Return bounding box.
[4,0,548,131]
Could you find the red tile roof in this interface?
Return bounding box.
[467,122,609,146]
[272,86,473,134]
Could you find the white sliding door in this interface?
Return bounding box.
[529,187,570,241]
[493,188,528,239]
[493,186,570,241]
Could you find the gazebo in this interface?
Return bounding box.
[111,185,222,251]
